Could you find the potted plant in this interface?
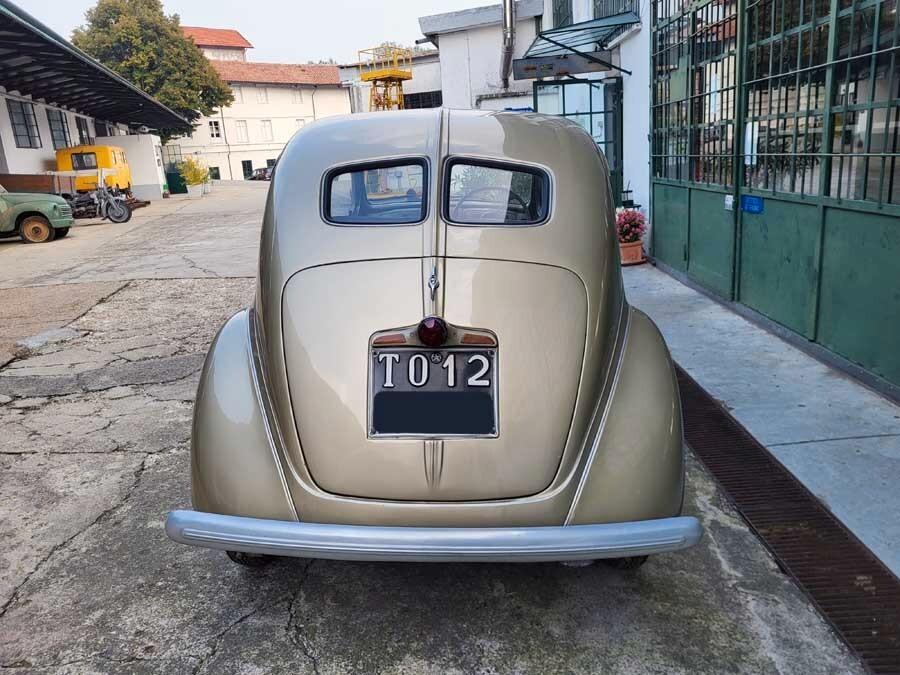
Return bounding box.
[615,208,647,266]
[178,156,208,199]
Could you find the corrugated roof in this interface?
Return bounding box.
[0,0,189,130]
[182,26,253,49]
[210,60,341,86]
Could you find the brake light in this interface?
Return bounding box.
[417,316,448,347]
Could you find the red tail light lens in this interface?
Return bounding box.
[417,316,448,347]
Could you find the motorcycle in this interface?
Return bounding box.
[66,185,132,223]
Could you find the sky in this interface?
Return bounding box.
[15,0,493,64]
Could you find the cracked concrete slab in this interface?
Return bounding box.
[0,282,124,367]
[0,183,866,674]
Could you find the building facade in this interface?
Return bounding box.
[172,28,350,181]
[649,0,900,391]
[419,0,544,111]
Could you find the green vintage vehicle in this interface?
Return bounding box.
[0,184,75,244]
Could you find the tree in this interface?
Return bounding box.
[72,0,232,140]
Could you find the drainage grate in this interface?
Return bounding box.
[676,365,900,674]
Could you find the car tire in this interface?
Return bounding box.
[602,555,649,571]
[20,216,56,244]
[54,227,70,239]
[225,550,274,567]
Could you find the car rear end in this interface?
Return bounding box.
[167,110,700,563]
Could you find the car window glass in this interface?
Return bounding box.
[327,162,425,225]
[72,152,98,170]
[447,162,549,225]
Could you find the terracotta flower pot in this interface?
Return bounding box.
[619,240,644,265]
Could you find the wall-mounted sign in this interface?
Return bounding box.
[513,52,613,80]
[740,195,764,214]
[724,195,734,211]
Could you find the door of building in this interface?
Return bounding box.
[242,160,253,179]
[533,77,623,205]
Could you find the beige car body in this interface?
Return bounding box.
[166,109,701,563]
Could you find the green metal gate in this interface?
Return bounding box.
[534,78,625,203]
[651,0,900,388]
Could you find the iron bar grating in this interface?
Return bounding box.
[676,365,900,674]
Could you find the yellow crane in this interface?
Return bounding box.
[358,45,413,111]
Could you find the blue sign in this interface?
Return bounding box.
[741,195,764,214]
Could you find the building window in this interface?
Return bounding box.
[553,0,573,27]
[292,87,303,104]
[208,166,221,180]
[6,99,41,148]
[266,158,276,168]
[295,118,306,130]
[235,119,249,143]
[256,86,268,103]
[46,109,71,150]
[95,120,111,137]
[261,119,274,141]
[232,85,243,104]
[403,90,443,109]
[208,120,222,139]
[75,117,93,145]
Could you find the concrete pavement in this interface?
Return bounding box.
[625,265,900,578]
[0,182,863,673]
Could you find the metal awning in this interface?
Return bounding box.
[514,11,640,79]
[0,0,190,131]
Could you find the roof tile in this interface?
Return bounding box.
[182,26,253,49]
[210,60,341,86]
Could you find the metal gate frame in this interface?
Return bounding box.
[649,0,900,388]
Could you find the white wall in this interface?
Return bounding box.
[172,84,350,180]
[437,16,539,109]
[0,91,100,175]
[98,133,166,200]
[201,46,246,61]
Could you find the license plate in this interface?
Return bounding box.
[369,348,498,437]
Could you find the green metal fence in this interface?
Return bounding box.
[650,0,900,388]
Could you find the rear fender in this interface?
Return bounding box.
[567,307,685,524]
[191,309,297,521]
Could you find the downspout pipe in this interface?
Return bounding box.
[500,0,515,90]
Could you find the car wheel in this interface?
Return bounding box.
[225,550,274,567]
[20,216,56,244]
[54,227,70,239]
[602,555,649,571]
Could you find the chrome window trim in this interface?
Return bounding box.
[442,155,554,228]
[320,155,431,227]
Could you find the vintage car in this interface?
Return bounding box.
[166,109,701,568]
[0,184,75,243]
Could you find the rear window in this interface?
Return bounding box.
[445,160,550,226]
[325,160,427,225]
[71,152,97,170]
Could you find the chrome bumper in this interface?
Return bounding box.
[166,510,702,562]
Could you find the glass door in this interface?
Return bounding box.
[534,78,624,204]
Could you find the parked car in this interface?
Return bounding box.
[0,184,75,243]
[247,167,270,181]
[166,110,701,568]
[56,144,132,195]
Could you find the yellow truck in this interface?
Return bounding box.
[55,144,132,194]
